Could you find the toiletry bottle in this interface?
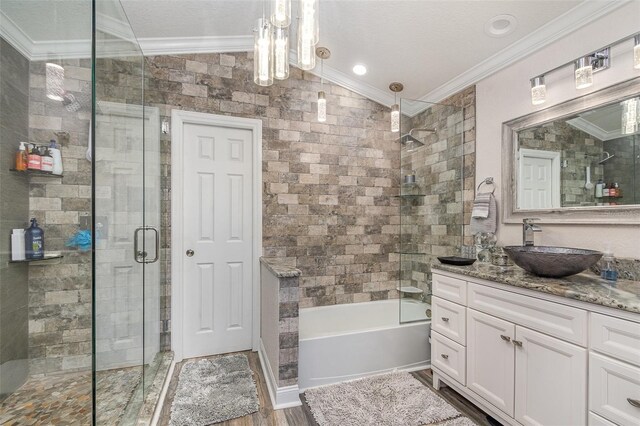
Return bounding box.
[49,139,63,175]
[600,252,618,282]
[25,218,44,260]
[11,229,26,261]
[27,145,42,170]
[15,142,28,171]
[602,182,609,197]
[612,182,620,198]
[595,179,604,198]
[41,147,53,173]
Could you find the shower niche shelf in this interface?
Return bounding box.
[10,254,64,264]
[10,169,63,178]
[394,194,426,198]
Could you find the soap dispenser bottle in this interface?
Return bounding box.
[600,252,618,282]
[15,142,28,171]
[25,218,44,260]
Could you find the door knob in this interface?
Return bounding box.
[186,249,194,257]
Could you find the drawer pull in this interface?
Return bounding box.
[441,354,449,359]
[512,340,523,347]
[441,317,450,322]
[500,334,511,342]
[628,398,640,408]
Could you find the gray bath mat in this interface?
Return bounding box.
[169,354,259,426]
[305,372,474,426]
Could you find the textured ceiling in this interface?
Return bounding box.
[1,0,600,100]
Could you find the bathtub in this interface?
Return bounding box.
[298,299,431,390]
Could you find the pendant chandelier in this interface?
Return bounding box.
[254,0,320,86]
[316,46,330,122]
[389,82,404,133]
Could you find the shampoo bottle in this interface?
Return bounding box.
[49,139,63,175]
[25,218,44,260]
[27,145,42,170]
[41,147,54,173]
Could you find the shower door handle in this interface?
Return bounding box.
[134,226,159,264]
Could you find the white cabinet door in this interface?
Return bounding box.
[515,326,587,426]
[590,352,640,426]
[467,308,515,417]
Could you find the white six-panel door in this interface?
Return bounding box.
[182,122,254,359]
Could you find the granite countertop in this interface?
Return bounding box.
[432,262,640,314]
[260,257,301,278]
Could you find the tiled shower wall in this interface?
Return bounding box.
[399,87,476,293]
[144,52,402,347]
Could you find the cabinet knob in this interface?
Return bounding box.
[628,398,640,408]
[512,340,523,347]
[500,334,511,342]
[441,317,449,322]
[441,354,449,359]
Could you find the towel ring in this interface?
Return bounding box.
[477,177,495,194]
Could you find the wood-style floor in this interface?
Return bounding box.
[158,351,493,426]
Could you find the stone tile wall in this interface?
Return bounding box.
[144,52,402,347]
[27,59,93,375]
[602,136,638,205]
[399,87,476,295]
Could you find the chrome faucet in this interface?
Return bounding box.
[522,218,542,246]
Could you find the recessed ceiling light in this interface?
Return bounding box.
[484,14,517,38]
[352,64,367,76]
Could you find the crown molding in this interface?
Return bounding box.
[566,117,622,141]
[1,0,628,113]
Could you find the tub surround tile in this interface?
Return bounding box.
[432,262,640,314]
[260,258,302,278]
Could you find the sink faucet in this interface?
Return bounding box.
[523,218,542,246]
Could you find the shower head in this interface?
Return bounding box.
[598,152,615,164]
[399,127,436,151]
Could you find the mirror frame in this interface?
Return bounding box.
[502,77,640,225]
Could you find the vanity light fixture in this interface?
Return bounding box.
[254,16,274,86]
[389,82,403,133]
[574,56,593,89]
[530,76,546,105]
[46,63,65,101]
[273,26,289,80]
[316,47,330,122]
[634,35,640,69]
[621,97,639,135]
[270,0,291,28]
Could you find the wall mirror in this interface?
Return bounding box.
[502,77,640,224]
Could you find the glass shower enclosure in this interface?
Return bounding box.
[397,98,466,324]
[0,1,170,424]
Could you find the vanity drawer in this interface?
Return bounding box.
[589,412,618,426]
[589,352,640,426]
[467,282,587,346]
[431,331,466,386]
[433,274,467,305]
[432,297,466,345]
[591,313,640,367]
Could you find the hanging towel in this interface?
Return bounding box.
[471,192,492,218]
[470,192,498,234]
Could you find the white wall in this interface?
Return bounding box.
[476,2,640,258]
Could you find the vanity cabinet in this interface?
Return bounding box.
[431,270,640,426]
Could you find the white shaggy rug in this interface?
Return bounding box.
[169,354,259,426]
[305,372,476,426]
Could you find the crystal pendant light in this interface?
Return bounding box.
[634,35,640,70]
[530,76,546,105]
[271,0,291,28]
[574,56,593,89]
[46,63,65,101]
[297,18,315,70]
[389,82,403,133]
[273,26,289,80]
[621,97,639,135]
[316,47,330,122]
[254,17,274,86]
[299,0,319,44]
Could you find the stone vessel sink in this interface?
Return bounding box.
[503,246,603,278]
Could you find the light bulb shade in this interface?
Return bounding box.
[46,63,65,101]
[317,91,326,122]
[530,76,546,105]
[575,57,593,89]
[271,0,291,28]
[391,104,400,133]
[273,27,290,80]
[299,0,319,45]
[297,19,316,70]
[621,97,639,135]
[634,35,640,70]
[254,19,274,86]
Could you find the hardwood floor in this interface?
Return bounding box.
[157,351,493,426]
